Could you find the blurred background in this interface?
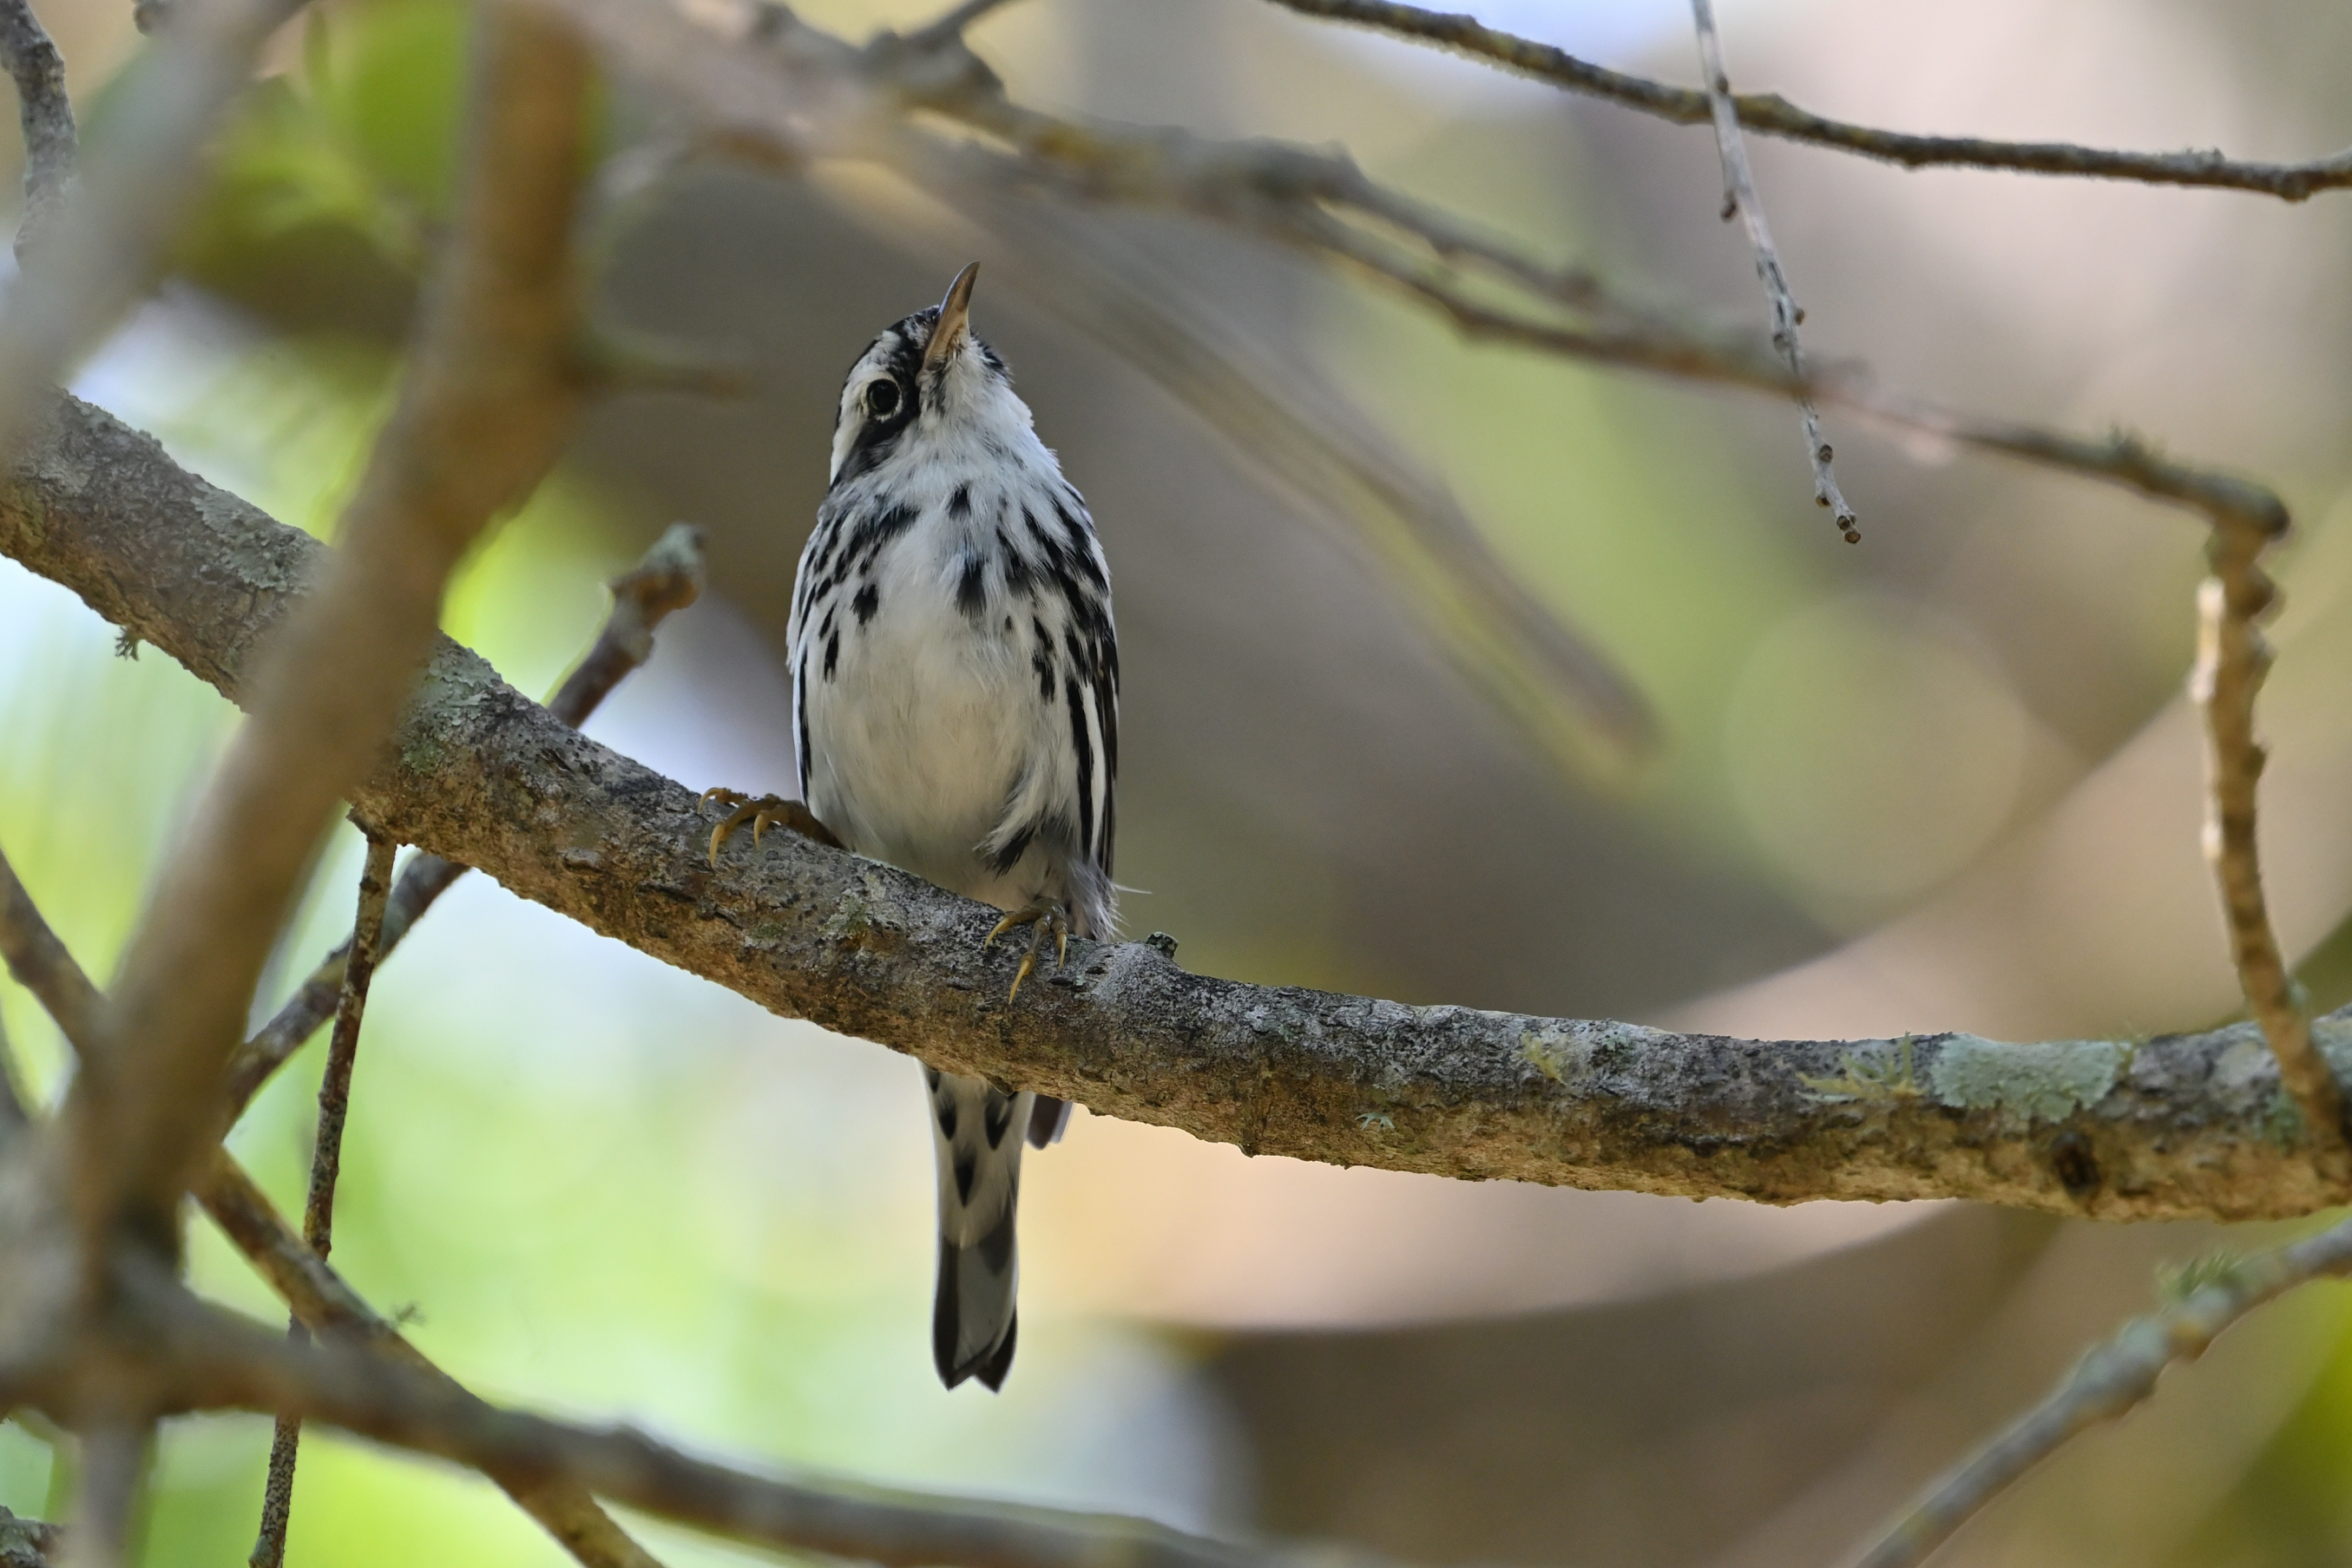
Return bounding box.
[5,0,2352,1561]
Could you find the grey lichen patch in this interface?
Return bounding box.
[2314,1015,2352,1081]
[1928,1034,2125,1128]
[1518,1019,1662,1086]
[1800,1035,1920,1103]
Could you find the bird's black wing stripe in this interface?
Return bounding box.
[1065,672,1095,867]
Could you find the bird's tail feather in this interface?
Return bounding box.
[928,1066,1028,1389]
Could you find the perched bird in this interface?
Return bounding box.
[705,264,1118,1391]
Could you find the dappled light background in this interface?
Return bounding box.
[5,0,2352,1563]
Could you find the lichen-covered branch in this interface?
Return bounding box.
[1265,0,2352,202]
[1845,1213,2352,1568]
[6,392,2351,1222]
[1685,0,1855,541]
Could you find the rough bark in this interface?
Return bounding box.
[4,391,2347,1221]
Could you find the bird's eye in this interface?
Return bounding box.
[864,379,903,419]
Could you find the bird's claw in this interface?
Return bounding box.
[701,789,840,866]
[985,898,1069,1001]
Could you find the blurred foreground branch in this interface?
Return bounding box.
[5,390,2349,1222]
[1848,1215,2352,1568]
[1266,0,2352,202]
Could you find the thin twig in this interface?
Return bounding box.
[74,0,597,1260]
[220,522,706,1119]
[1262,0,2352,203]
[10,829,667,1568]
[0,0,75,256]
[2195,515,2345,1164]
[1687,0,1855,541]
[247,830,395,1568]
[1846,1215,2352,1568]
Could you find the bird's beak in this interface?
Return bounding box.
[923,262,980,379]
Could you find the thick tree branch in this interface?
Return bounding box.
[1846,1213,2352,1568]
[1263,0,2352,202]
[5,393,2351,1221]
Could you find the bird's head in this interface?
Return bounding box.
[828,263,1028,489]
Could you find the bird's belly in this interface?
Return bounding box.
[802,608,1039,905]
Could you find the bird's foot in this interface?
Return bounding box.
[700,788,841,866]
[984,896,1069,1001]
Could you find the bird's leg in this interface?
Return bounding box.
[700,787,842,866]
[984,896,1069,1001]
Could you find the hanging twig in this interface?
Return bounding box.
[1686,0,1856,540]
[247,830,396,1568]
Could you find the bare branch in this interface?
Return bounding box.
[0,0,305,454]
[2195,515,2345,1164]
[0,0,75,256]
[247,830,395,1568]
[75,0,597,1256]
[195,1155,668,1568]
[1263,0,2352,202]
[10,393,2352,1221]
[135,1280,1305,1568]
[220,522,708,1119]
[9,822,669,1568]
[0,844,100,1056]
[1687,0,1855,541]
[56,1423,141,1568]
[902,0,1023,50]
[1847,1215,2352,1568]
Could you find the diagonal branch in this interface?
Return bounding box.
[196,1155,668,1568]
[115,1272,1317,1568]
[1,836,668,1568]
[74,0,597,1258]
[1687,0,1855,540]
[8,390,2352,1223]
[1845,1214,2352,1568]
[1263,0,2352,202]
[220,522,708,1122]
[0,0,75,256]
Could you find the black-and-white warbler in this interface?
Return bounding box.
[706,264,1118,1391]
